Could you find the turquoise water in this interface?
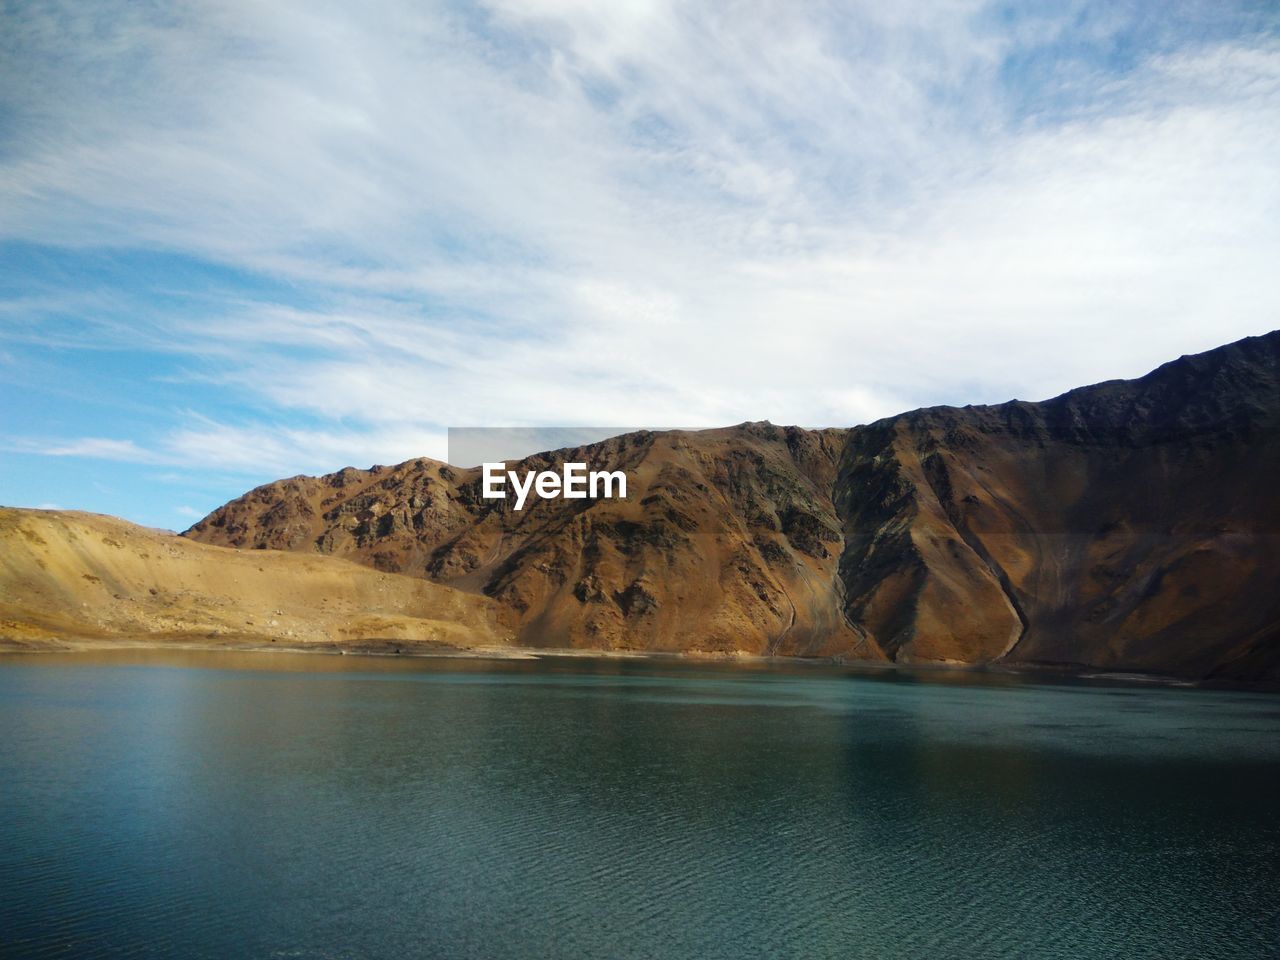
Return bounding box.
[1,651,1277,959]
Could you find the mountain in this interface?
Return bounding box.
[836,332,1280,679]
[0,509,510,654]
[185,331,1280,681]
[184,427,867,657]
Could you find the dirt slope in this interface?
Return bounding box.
[0,509,511,653]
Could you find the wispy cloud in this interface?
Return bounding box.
[22,437,162,463]
[1,0,1277,491]
[10,419,448,476]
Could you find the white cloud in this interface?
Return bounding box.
[23,437,162,463]
[9,419,449,476]
[162,416,449,474]
[1,2,1277,476]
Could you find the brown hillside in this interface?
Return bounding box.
[186,427,876,657]
[837,333,1280,679]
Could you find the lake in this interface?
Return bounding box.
[1,650,1277,959]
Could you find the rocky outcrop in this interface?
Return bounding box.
[185,332,1280,680]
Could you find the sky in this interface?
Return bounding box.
[1,0,1278,529]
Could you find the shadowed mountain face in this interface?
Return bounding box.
[186,332,1280,680]
[836,333,1280,680]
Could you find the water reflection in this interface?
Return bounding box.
[1,649,1278,959]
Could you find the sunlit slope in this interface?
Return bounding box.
[0,508,510,652]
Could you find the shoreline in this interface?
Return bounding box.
[0,634,868,666]
[2,634,1272,693]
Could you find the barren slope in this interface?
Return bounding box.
[0,509,511,653]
